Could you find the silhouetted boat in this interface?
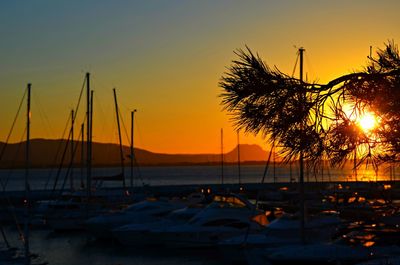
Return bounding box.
[85,194,204,238]
[112,204,204,246]
[152,193,267,248]
[219,210,343,264]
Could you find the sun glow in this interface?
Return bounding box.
[342,104,377,133]
[358,112,376,132]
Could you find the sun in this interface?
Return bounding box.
[357,112,376,132]
[342,104,377,133]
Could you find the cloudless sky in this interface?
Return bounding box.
[1,0,399,154]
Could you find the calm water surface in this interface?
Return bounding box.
[0,164,396,191]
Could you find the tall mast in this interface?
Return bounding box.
[299,47,305,244]
[90,90,94,180]
[70,109,74,191]
[221,128,224,185]
[80,123,84,189]
[130,110,137,188]
[354,149,358,181]
[113,88,125,188]
[237,130,241,187]
[273,140,276,183]
[86,73,91,199]
[24,83,31,265]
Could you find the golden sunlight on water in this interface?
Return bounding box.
[342,165,393,182]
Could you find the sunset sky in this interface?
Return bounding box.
[1,1,399,154]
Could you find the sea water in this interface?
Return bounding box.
[0,164,395,191]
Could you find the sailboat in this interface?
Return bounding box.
[45,77,138,231]
[21,83,47,265]
[40,73,108,231]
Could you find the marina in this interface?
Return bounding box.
[1,2,400,264]
[0,165,399,264]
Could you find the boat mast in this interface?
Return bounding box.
[86,73,91,200]
[80,123,84,189]
[354,149,358,181]
[90,89,94,179]
[24,83,31,265]
[273,140,276,183]
[299,47,305,244]
[70,109,74,191]
[113,88,125,188]
[221,128,224,185]
[237,130,241,187]
[130,109,137,188]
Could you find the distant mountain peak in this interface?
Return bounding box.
[225,144,268,162]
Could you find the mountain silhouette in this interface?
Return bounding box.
[0,139,273,168]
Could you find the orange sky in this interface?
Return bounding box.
[0,1,399,154]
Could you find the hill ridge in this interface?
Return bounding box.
[0,139,273,168]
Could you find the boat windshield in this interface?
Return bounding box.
[211,195,248,208]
